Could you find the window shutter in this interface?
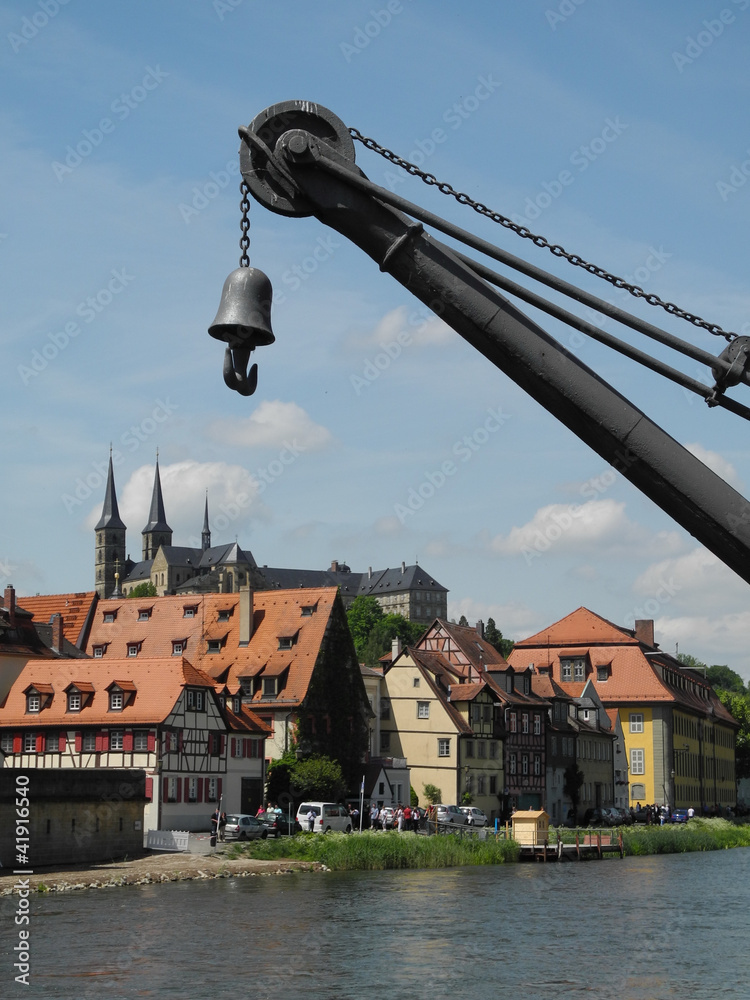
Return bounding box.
[75,731,82,752]
[163,777,169,802]
[147,731,156,752]
[231,737,236,757]
[178,731,183,752]
[145,777,153,801]
[183,777,190,802]
[220,735,226,755]
[13,733,22,753]
[176,777,182,803]
[36,733,45,753]
[123,730,134,752]
[101,729,109,752]
[56,732,64,752]
[197,778,203,803]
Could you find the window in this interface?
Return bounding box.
[471,704,481,724]
[127,644,139,658]
[186,689,205,711]
[417,701,430,719]
[262,678,277,698]
[380,698,391,720]
[110,730,124,751]
[413,677,420,687]
[103,611,116,623]
[521,754,529,775]
[187,777,198,802]
[489,775,497,794]
[172,641,184,656]
[483,705,491,723]
[138,608,151,621]
[534,755,541,776]
[233,696,241,713]
[24,732,37,752]
[574,660,585,682]
[82,732,96,752]
[561,662,572,681]
[521,713,529,734]
[218,609,232,622]
[534,714,541,735]
[508,712,517,733]
[477,775,486,795]
[45,732,60,752]
[67,691,81,712]
[206,778,218,801]
[465,741,475,758]
[630,748,645,775]
[93,646,105,658]
[509,753,517,774]
[597,666,609,681]
[437,738,450,757]
[278,636,294,650]
[183,606,197,618]
[232,737,244,758]
[207,732,222,755]
[477,741,487,759]
[380,731,391,752]
[166,776,179,801]
[26,693,40,714]
[207,640,221,653]
[134,730,149,751]
[109,690,123,711]
[300,605,315,617]
[164,731,178,752]
[630,713,644,734]
[1,733,13,753]
[489,741,498,759]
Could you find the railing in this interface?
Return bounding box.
[146,829,190,852]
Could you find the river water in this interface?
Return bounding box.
[2,849,749,1000]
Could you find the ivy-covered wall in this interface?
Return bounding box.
[296,594,372,789]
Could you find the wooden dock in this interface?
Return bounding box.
[518,829,624,862]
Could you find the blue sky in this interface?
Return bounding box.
[3,0,750,678]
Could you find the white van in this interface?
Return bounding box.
[296,802,352,833]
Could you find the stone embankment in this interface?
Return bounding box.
[0,850,325,895]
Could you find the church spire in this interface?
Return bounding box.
[95,450,126,598]
[95,451,126,531]
[202,492,211,552]
[142,455,172,560]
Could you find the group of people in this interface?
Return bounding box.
[368,803,422,833]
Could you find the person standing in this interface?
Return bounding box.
[210,808,220,848]
[307,808,317,833]
[397,806,404,832]
[218,811,227,842]
[370,803,379,830]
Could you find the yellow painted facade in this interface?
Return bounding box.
[622,705,656,806]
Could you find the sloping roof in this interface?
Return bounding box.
[84,587,342,710]
[16,592,98,647]
[514,607,636,648]
[0,656,213,727]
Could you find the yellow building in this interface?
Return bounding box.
[510,609,738,812]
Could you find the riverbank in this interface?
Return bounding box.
[0,849,325,895]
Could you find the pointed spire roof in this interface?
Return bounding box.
[95,453,126,530]
[142,457,172,534]
[203,494,210,534]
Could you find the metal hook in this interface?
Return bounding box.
[223,345,258,396]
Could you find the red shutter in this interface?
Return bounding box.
[56,732,63,752]
[13,733,22,753]
[178,731,183,752]
[36,734,45,753]
[123,730,133,752]
[231,738,236,758]
[176,777,182,803]
[75,731,82,752]
[101,730,109,752]
[147,731,156,752]
[163,777,169,802]
[197,778,203,803]
[145,777,153,801]
[95,731,103,752]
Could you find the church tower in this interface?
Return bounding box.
[95,453,127,598]
[202,493,211,552]
[141,456,173,560]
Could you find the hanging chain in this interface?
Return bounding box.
[239,180,251,267]
[349,127,735,342]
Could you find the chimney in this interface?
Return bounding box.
[239,586,254,646]
[476,619,484,639]
[3,585,16,626]
[391,637,402,660]
[634,619,654,647]
[368,566,372,579]
[50,613,64,654]
[401,561,406,574]
[330,560,338,572]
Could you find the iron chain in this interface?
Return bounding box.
[239,180,251,268]
[349,127,735,342]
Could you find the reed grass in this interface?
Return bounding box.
[226,830,520,870]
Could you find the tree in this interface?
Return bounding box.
[706,665,746,694]
[346,596,383,657]
[563,764,584,823]
[485,617,514,659]
[346,596,423,666]
[718,691,750,781]
[126,581,157,598]
[423,783,442,804]
[410,785,419,807]
[677,652,707,674]
[291,755,347,801]
[458,615,469,627]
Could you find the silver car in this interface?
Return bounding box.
[223,814,268,841]
[436,804,468,825]
[460,806,489,827]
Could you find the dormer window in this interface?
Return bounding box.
[127,644,140,657]
[233,696,241,713]
[109,689,124,711]
[301,603,317,617]
[138,607,152,621]
[93,644,107,658]
[186,689,205,711]
[103,610,117,623]
[262,677,277,698]
[207,639,221,654]
[183,605,197,618]
[278,636,294,650]
[67,691,81,713]
[172,641,184,656]
[26,693,41,714]
[217,609,232,622]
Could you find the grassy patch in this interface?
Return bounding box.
[226,831,519,870]
[550,819,750,856]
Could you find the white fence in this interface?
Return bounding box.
[146,829,190,852]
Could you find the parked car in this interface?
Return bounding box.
[671,808,689,824]
[223,814,268,841]
[583,807,610,827]
[609,807,633,826]
[380,806,396,829]
[296,802,353,833]
[436,804,468,826]
[460,807,489,827]
[259,811,302,837]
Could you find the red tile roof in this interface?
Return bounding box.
[16,592,98,646]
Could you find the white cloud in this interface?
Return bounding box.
[345,305,453,352]
[631,547,747,616]
[86,460,267,548]
[653,613,750,682]
[207,400,332,451]
[684,443,743,490]
[489,499,681,559]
